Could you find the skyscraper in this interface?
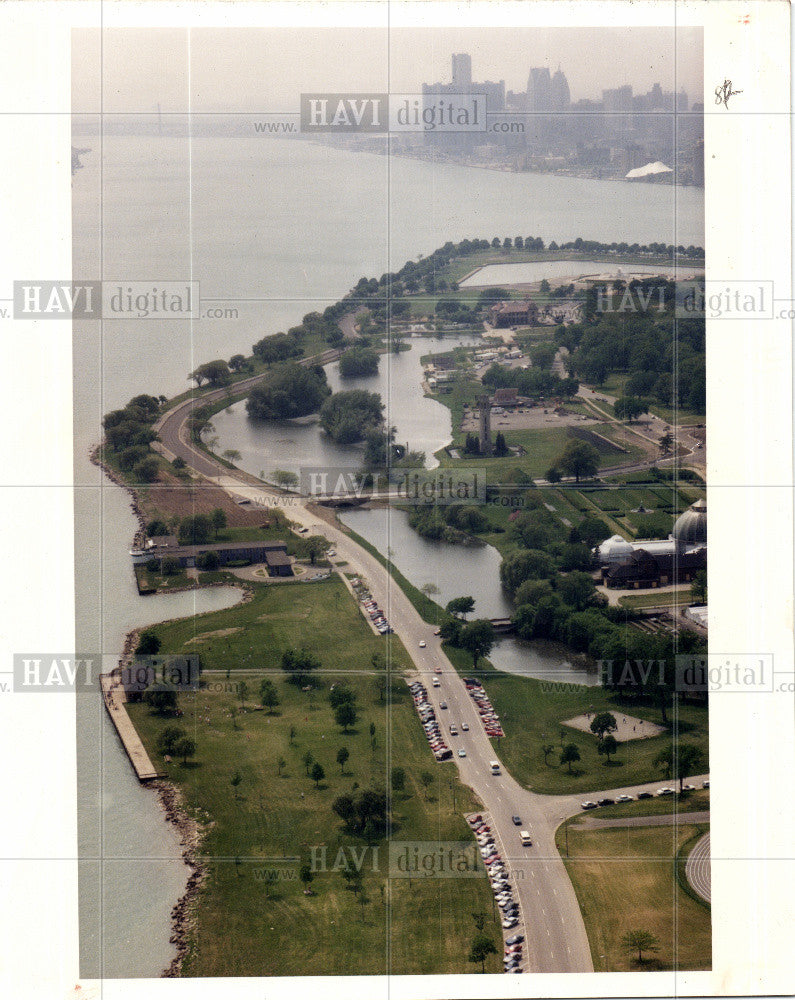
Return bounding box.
[451,53,472,89]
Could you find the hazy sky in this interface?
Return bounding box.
[73,26,703,114]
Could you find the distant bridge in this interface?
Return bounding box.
[488,618,515,634]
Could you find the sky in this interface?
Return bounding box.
[72,26,703,114]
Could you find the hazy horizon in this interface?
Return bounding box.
[72,26,703,115]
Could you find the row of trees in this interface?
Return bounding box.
[481,361,580,400]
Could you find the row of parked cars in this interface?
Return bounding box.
[581,778,710,809]
[467,814,524,973]
[408,680,452,761]
[357,591,394,635]
[462,678,504,738]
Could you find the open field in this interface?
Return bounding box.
[454,670,709,795]
[557,822,711,971]
[140,575,411,675]
[617,591,694,610]
[591,788,710,820]
[127,577,502,976]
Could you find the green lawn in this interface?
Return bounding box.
[450,670,708,795]
[127,577,503,976]
[556,822,711,971]
[587,787,709,820]
[618,590,693,610]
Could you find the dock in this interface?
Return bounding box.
[100,671,164,781]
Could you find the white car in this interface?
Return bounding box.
[457,748,466,758]
[419,640,426,648]
[656,787,675,796]
[461,722,469,731]
[681,783,696,792]
[616,794,634,802]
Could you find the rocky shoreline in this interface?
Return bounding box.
[152,780,208,977]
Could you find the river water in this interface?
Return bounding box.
[72,130,702,976]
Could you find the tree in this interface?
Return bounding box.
[459,619,495,670]
[339,346,380,377]
[210,508,227,538]
[691,569,707,604]
[276,756,286,776]
[229,353,247,372]
[299,861,314,893]
[653,741,704,791]
[282,648,321,687]
[156,726,185,756]
[614,396,649,422]
[238,680,248,707]
[391,766,406,793]
[558,571,596,611]
[146,519,169,537]
[420,771,434,800]
[222,449,241,464]
[560,743,581,773]
[557,440,599,482]
[178,514,212,546]
[259,679,280,712]
[337,746,350,773]
[136,629,161,655]
[310,762,325,787]
[621,929,660,963]
[173,736,196,765]
[246,363,330,420]
[597,734,619,763]
[160,555,180,576]
[319,389,384,444]
[230,771,242,797]
[341,867,363,896]
[302,750,314,776]
[468,934,497,973]
[190,359,230,387]
[335,700,358,733]
[445,596,476,620]
[133,456,160,483]
[273,469,299,490]
[589,711,618,740]
[541,743,555,765]
[196,550,219,571]
[546,466,562,484]
[143,685,177,716]
[305,536,327,565]
[659,430,673,456]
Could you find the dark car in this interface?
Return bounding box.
[512,815,522,825]
[597,798,615,806]
[637,791,653,799]
[505,934,524,945]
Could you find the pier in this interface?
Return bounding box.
[100,671,165,781]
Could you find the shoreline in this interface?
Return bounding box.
[91,441,252,976]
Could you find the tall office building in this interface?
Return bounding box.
[550,68,570,112]
[451,53,472,88]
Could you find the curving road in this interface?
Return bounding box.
[686,832,711,902]
[148,375,708,973]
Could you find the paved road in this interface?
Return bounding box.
[576,810,710,830]
[149,381,709,974]
[686,832,711,902]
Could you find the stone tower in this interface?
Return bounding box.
[478,395,493,456]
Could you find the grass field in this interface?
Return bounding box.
[128,576,503,976]
[617,590,694,610]
[588,788,709,819]
[557,822,711,971]
[452,669,709,795]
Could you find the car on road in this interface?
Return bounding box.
[457,748,466,758]
[419,640,426,648]
[432,677,440,687]
[512,815,522,825]
[439,701,447,709]
[597,798,615,807]
[682,783,696,791]
[461,722,469,731]
[656,787,675,796]
[616,794,634,802]
[449,725,458,735]
[702,779,710,788]
[637,791,653,799]
[433,628,441,636]
[581,801,598,810]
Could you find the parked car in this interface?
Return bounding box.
[702,780,710,788]
[681,783,696,791]
[597,798,615,807]
[616,794,633,802]
[457,748,466,758]
[656,787,675,796]
[637,791,653,799]
[581,801,598,810]
[505,934,525,945]
[512,815,522,825]
[439,701,447,709]
[461,722,469,731]
[419,640,426,648]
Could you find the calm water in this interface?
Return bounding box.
[339,506,598,686]
[460,259,705,286]
[209,335,477,477]
[73,131,700,974]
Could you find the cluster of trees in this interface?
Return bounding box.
[438,614,496,670]
[252,332,303,364]
[319,389,383,444]
[407,504,488,544]
[329,684,359,733]
[103,394,163,482]
[281,647,321,688]
[338,346,380,378]
[246,363,331,421]
[189,359,231,387]
[546,439,601,483]
[176,509,227,545]
[558,280,705,413]
[331,789,387,840]
[481,361,579,400]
